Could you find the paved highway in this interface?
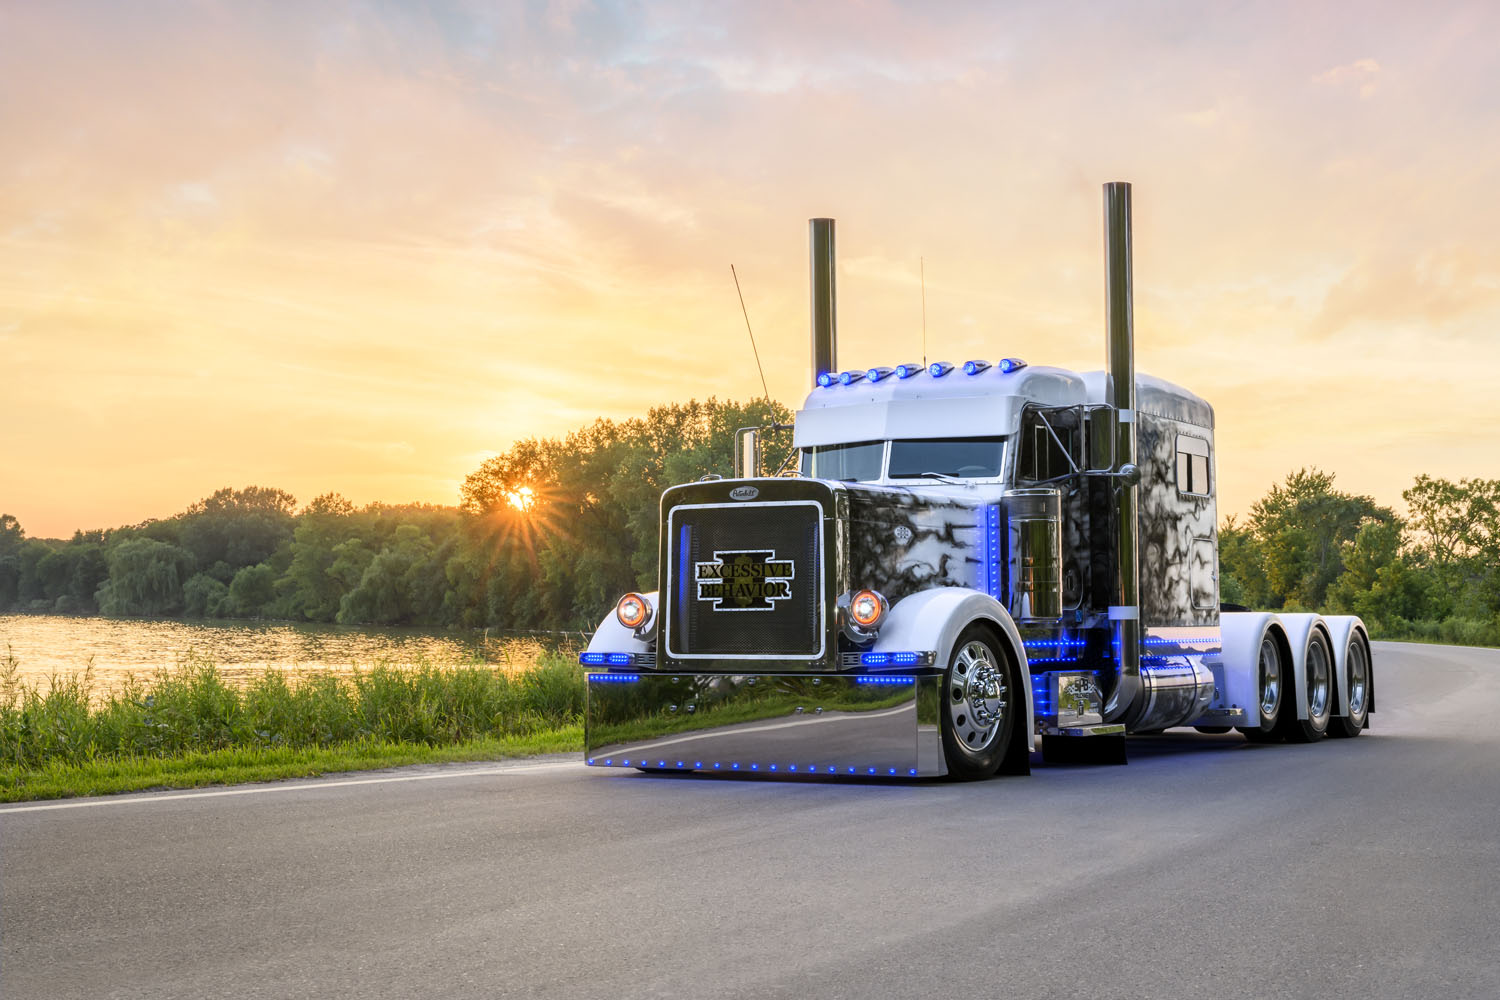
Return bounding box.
[3,641,1497,999]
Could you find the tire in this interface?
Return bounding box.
[1242,633,1285,744]
[1275,628,1332,743]
[1328,631,1371,738]
[940,626,1018,780]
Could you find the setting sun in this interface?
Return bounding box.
[507,486,536,513]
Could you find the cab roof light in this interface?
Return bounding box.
[838,370,866,385]
[867,366,895,382]
[962,360,991,376]
[816,371,836,388]
[998,357,1027,373]
[894,363,923,379]
[928,361,953,378]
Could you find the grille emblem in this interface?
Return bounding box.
[729,486,759,501]
[695,549,795,611]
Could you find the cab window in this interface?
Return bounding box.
[800,441,883,481]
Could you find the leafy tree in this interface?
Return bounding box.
[1326,520,1429,625]
[183,572,231,618]
[227,563,278,618]
[1246,469,1392,609]
[96,538,195,616]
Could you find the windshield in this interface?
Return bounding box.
[888,437,1006,479]
[800,441,884,481]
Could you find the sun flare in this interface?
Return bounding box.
[506,486,536,513]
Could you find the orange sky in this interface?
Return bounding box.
[3,1,1498,538]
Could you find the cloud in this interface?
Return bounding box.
[1313,57,1382,98]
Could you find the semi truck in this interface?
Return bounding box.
[579,182,1374,779]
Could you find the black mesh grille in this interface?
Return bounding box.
[667,502,823,658]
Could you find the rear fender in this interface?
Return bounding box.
[1219,611,1288,727]
[585,591,658,655]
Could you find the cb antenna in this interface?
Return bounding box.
[731,264,771,401]
[920,257,928,366]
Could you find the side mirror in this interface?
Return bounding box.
[734,427,760,479]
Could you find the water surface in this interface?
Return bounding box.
[0,614,583,696]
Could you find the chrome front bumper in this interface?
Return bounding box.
[585,672,947,777]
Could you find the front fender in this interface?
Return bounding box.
[585,591,658,655]
[871,587,1035,751]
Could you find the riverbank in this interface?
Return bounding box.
[1,651,587,802]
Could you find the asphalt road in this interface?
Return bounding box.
[3,641,1497,1000]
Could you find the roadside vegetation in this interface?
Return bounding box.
[1218,470,1500,647]
[0,649,586,802]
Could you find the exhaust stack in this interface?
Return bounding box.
[1103,181,1141,718]
[809,218,837,386]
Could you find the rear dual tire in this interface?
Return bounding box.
[1275,628,1333,743]
[1329,631,1371,738]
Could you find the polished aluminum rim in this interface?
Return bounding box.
[1307,636,1331,723]
[1346,638,1369,719]
[1258,637,1281,721]
[949,641,1007,752]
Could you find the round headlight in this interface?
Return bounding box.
[849,589,886,629]
[616,592,652,631]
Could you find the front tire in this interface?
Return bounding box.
[1275,628,1332,743]
[1329,631,1371,738]
[940,627,1017,780]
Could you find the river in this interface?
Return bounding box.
[0,614,585,697]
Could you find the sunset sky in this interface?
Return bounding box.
[3,1,1498,538]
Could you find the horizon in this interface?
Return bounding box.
[5,1,1499,538]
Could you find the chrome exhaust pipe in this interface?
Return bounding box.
[1103,181,1142,721]
[809,218,837,386]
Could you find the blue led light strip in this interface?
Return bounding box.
[860,651,926,667]
[586,757,920,777]
[856,675,917,685]
[586,673,640,683]
[1023,639,1088,649]
[579,652,637,666]
[979,504,1002,600]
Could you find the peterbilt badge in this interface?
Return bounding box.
[729,486,759,501]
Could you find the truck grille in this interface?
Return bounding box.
[665,501,824,659]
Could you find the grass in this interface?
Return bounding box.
[0,647,587,802]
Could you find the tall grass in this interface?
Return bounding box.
[0,647,586,773]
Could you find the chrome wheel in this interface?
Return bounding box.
[1330,633,1372,738]
[1306,636,1331,727]
[1257,637,1281,723]
[948,640,1007,753]
[1279,629,1332,742]
[1346,639,1369,720]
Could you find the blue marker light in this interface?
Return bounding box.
[839,370,866,385]
[893,651,920,666]
[963,359,991,376]
[817,371,836,387]
[861,651,891,667]
[929,361,953,377]
[895,364,921,379]
[867,366,895,382]
[579,652,607,665]
[606,652,632,666]
[999,357,1027,373]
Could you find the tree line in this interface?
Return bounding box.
[1,398,1496,645]
[0,398,791,632]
